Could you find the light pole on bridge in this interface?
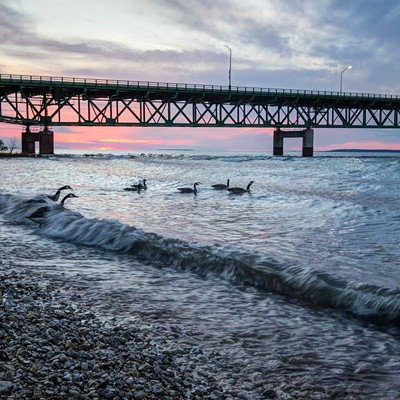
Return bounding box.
[340,65,352,94]
[224,44,232,91]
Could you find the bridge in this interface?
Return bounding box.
[1,74,400,156]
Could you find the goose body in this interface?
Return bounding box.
[227,181,254,194]
[212,179,230,190]
[27,193,79,223]
[178,182,200,194]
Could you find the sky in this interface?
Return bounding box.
[1,0,400,152]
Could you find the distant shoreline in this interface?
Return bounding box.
[157,148,194,151]
[0,153,31,157]
[327,149,400,153]
[2,149,400,158]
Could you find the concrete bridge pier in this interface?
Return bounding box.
[273,128,314,157]
[21,126,54,155]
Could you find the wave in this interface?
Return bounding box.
[45,152,278,163]
[1,192,400,325]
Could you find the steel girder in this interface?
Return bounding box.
[1,89,400,129]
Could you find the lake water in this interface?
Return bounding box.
[1,150,400,398]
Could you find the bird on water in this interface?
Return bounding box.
[25,185,73,204]
[124,179,147,192]
[27,193,79,224]
[46,185,73,201]
[227,181,254,194]
[177,182,200,194]
[211,179,230,190]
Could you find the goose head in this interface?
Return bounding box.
[60,193,79,204]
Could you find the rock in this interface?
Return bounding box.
[0,269,254,399]
[0,350,9,361]
[0,381,13,393]
[134,391,146,400]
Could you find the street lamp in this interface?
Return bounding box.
[224,44,232,90]
[340,65,352,94]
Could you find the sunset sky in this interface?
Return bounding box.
[1,0,400,152]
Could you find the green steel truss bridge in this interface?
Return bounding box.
[0,73,399,155]
[2,73,400,128]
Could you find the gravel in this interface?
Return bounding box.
[0,262,250,399]
[1,260,347,399]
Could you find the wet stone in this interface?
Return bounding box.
[0,265,287,399]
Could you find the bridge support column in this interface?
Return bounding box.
[39,128,54,155]
[302,128,314,157]
[273,128,314,157]
[273,129,284,156]
[21,126,54,155]
[21,127,37,155]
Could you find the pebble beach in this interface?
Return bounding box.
[1,261,253,400]
[1,260,367,400]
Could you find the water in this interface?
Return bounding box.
[1,150,400,398]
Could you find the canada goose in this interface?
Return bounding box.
[124,179,147,192]
[27,193,79,224]
[46,185,73,201]
[26,185,73,204]
[227,181,254,194]
[177,182,200,194]
[212,179,230,190]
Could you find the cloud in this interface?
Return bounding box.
[0,3,31,43]
[1,0,400,151]
[3,0,400,91]
[0,1,225,82]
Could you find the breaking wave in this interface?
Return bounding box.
[1,192,400,325]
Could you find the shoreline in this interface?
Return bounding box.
[0,153,36,158]
[1,262,244,399]
[0,261,359,399]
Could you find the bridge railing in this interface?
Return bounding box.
[1,73,400,100]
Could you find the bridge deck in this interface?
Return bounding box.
[1,74,400,109]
